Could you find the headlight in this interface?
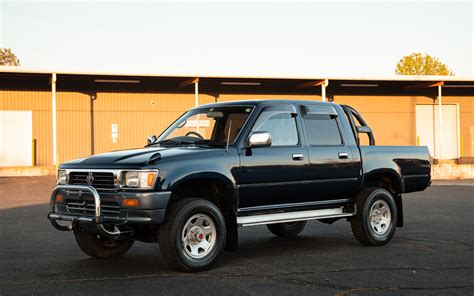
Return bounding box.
[57,170,68,185]
[121,170,158,189]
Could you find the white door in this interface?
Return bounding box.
[0,111,33,166]
[416,104,458,159]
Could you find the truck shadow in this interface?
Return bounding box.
[0,203,358,278]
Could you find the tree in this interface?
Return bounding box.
[0,48,21,66]
[395,52,453,76]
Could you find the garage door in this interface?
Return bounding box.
[416,104,458,159]
[0,111,33,166]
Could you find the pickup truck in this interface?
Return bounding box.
[48,100,431,272]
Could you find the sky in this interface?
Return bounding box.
[0,1,473,77]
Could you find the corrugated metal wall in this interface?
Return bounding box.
[335,95,474,156]
[90,92,216,156]
[1,88,473,166]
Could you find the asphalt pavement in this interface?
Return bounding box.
[0,177,473,295]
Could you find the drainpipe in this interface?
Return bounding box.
[321,79,329,102]
[438,85,443,160]
[52,73,58,166]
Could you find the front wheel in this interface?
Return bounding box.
[351,187,398,246]
[74,228,134,258]
[158,198,226,272]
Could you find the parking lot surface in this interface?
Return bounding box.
[0,177,473,295]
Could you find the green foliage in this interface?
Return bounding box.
[395,52,453,76]
[0,48,21,66]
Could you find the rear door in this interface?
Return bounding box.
[300,105,360,202]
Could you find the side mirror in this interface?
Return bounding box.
[147,135,157,145]
[357,126,372,134]
[246,131,272,148]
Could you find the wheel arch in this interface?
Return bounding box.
[362,169,404,195]
[168,173,239,251]
[362,169,404,228]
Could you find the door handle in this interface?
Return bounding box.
[338,152,349,159]
[292,153,304,161]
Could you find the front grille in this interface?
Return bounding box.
[66,200,121,218]
[69,172,116,190]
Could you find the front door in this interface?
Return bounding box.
[235,105,310,211]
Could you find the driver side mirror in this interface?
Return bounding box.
[246,131,272,148]
[147,135,157,145]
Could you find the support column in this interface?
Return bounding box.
[321,79,329,102]
[194,80,199,107]
[438,85,443,159]
[195,81,199,133]
[51,73,57,166]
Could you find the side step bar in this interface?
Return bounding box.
[237,207,356,227]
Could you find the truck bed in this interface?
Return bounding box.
[359,145,431,193]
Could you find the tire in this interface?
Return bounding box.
[351,187,398,246]
[158,198,226,272]
[74,228,134,258]
[267,221,307,237]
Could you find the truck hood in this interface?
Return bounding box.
[59,146,213,169]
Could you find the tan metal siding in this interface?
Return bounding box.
[57,92,91,163]
[90,92,215,155]
[334,95,420,146]
[218,94,321,102]
[1,89,473,167]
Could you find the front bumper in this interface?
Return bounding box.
[47,185,171,230]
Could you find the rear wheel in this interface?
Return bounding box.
[267,221,306,237]
[158,198,226,272]
[351,187,398,246]
[74,228,134,258]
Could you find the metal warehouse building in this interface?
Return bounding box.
[0,68,473,175]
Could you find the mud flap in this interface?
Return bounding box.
[395,194,403,227]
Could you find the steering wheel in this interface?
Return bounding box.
[185,131,204,139]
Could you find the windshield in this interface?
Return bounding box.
[152,106,254,147]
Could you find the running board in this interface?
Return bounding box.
[237,207,356,227]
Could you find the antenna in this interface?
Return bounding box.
[226,120,232,152]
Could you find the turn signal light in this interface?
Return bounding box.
[123,199,140,207]
[147,173,156,187]
[55,194,64,203]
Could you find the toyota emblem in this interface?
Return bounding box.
[86,172,94,185]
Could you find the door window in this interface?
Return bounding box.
[302,105,342,146]
[251,107,299,146]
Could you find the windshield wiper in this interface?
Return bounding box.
[146,138,217,148]
[194,140,223,147]
[145,139,178,147]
